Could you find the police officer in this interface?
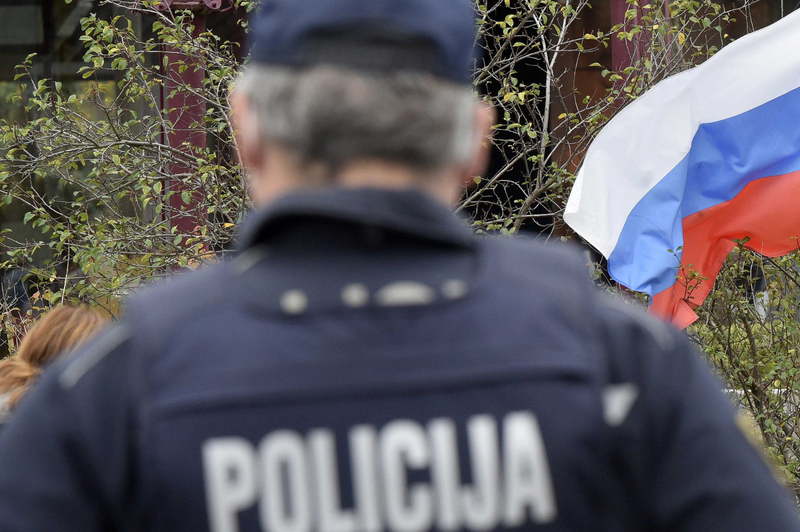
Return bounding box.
[0,1,798,531]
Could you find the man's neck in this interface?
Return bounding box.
[336,161,457,202]
[338,161,425,186]
[250,157,461,208]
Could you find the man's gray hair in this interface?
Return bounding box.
[236,66,476,176]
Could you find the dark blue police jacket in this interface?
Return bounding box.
[0,188,797,532]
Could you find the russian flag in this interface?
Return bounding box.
[564,11,800,330]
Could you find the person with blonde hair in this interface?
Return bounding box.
[0,305,106,421]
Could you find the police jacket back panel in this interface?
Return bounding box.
[141,190,604,531]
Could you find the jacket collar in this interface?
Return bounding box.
[237,187,475,250]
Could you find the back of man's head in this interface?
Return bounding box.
[234,0,490,205]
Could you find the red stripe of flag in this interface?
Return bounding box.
[651,169,800,329]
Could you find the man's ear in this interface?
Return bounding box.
[231,90,265,173]
[463,101,496,183]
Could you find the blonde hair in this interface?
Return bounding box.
[0,306,107,410]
